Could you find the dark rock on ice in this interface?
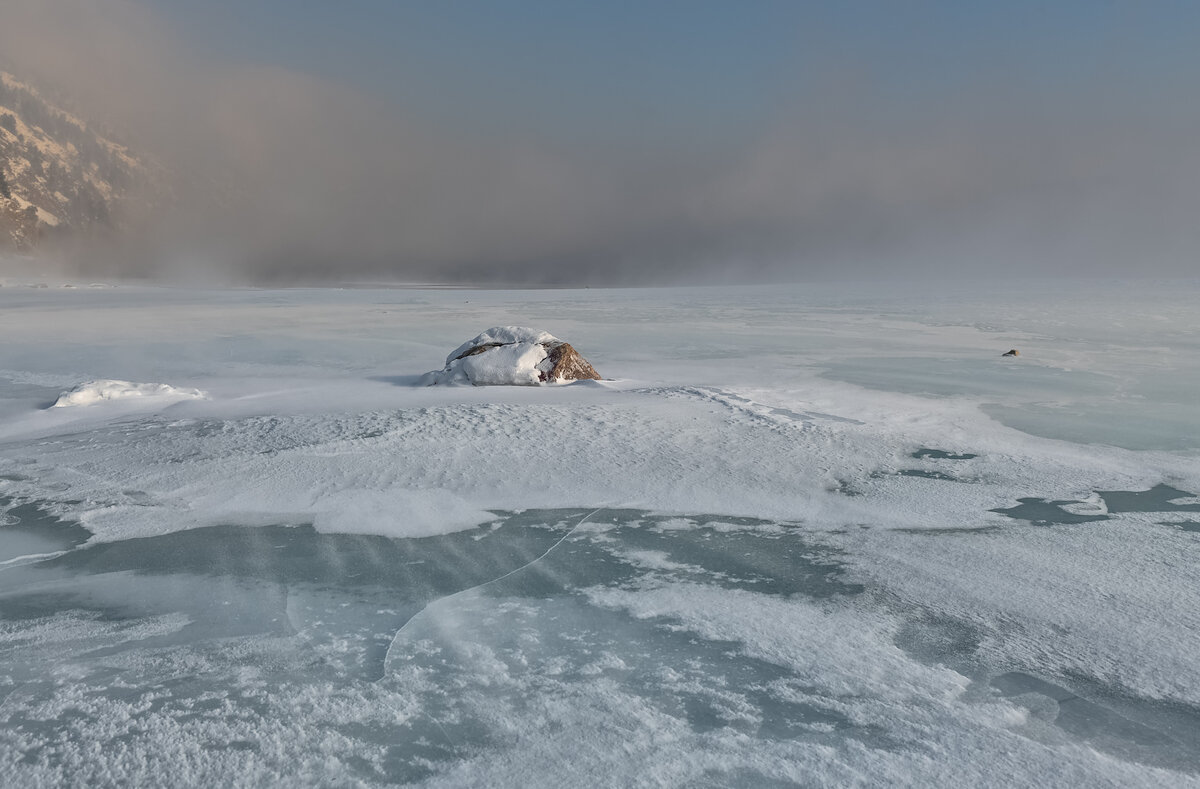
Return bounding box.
[540,341,601,382]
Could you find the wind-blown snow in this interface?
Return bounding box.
[0,280,1198,788]
[311,488,496,538]
[51,379,207,407]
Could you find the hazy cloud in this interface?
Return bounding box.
[4,0,1198,284]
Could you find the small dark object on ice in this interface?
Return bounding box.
[1002,349,1020,357]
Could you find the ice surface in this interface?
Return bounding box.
[1,280,1198,787]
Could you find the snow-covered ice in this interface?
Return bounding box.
[0,279,1198,787]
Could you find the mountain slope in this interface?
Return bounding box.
[0,71,159,254]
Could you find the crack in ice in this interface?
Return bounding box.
[378,508,603,678]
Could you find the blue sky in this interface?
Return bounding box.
[151,2,810,149]
[150,1,1200,132]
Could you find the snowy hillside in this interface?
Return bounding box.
[0,71,159,253]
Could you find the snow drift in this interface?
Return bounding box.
[51,379,208,407]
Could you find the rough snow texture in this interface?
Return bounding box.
[423,326,601,386]
[51,379,207,408]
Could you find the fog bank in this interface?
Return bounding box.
[4,0,1198,285]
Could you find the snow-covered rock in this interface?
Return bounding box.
[51,379,208,407]
[421,326,601,386]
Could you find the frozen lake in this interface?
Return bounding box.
[1,280,1198,786]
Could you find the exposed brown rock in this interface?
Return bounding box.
[540,341,601,382]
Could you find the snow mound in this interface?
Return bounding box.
[51,379,208,408]
[444,326,559,363]
[422,326,601,386]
